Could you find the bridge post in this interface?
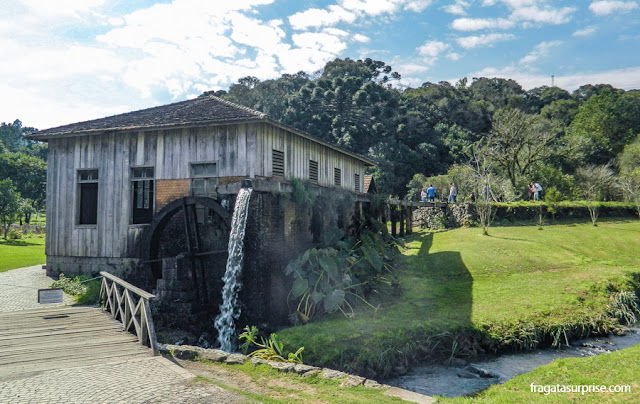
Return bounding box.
[390,206,397,237]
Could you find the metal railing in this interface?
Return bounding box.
[99,271,158,355]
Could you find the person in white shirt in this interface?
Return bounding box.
[448,183,457,203]
[533,182,543,201]
[420,188,427,202]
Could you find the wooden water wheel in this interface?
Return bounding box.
[141,196,232,305]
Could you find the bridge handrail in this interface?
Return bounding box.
[99,271,158,355]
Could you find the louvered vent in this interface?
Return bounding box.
[272,149,284,177]
[309,160,318,184]
[355,174,360,192]
[334,168,341,186]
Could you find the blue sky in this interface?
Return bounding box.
[1,0,639,129]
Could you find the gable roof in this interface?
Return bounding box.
[28,96,266,138]
[27,95,375,166]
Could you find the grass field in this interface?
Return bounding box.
[0,236,45,272]
[278,218,640,377]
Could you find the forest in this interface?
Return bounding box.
[2,57,640,232]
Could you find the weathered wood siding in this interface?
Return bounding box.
[254,123,366,191]
[46,122,367,259]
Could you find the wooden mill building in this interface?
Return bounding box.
[28,95,375,283]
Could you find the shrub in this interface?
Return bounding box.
[7,229,22,240]
[51,273,101,305]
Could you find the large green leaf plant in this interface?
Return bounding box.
[285,218,400,323]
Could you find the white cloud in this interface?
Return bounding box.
[573,26,598,37]
[340,0,402,16]
[452,1,575,31]
[418,40,449,57]
[589,1,638,16]
[519,40,561,64]
[451,17,514,31]
[352,33,371,43]
[446,52,462,61]
[289,0,431,30]
[292,32,348,55]
[19,0,108,18]
[442,0,470,15]
[510,6,575,25]
[288,5,356,30]
[397,63,431,75]
[403,0,432,12]
[324,28,350,37]
[456,33,515,49]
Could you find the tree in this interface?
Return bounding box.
[571,84,623,103]
[321,58,401,85]
[469,77,525,110]
[540,99,579,127]
[566,89,637,166]
[0,152,47,211]
[0,179,21,239]
[0,120,36,153]
[525,86,570,114]
[617,136,640,219]
[19,198,37,225]
[468,143,502,235]
[484,108,556,190]
[575,165,614,226]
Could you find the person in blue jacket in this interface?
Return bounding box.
[426,184,436,202]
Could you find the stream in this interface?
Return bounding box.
[384,327,640,398]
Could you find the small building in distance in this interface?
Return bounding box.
[28,95,374,328]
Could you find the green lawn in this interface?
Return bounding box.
[0,236,46,272]
[443,343,640,403]
[278,219,640,377]
[187,362,405,403]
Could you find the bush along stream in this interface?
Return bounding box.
[281,272,640,382]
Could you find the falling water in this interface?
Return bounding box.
[214,187,252,352]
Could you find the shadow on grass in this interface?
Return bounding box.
[407,232,473,331]
[0,240,43,246]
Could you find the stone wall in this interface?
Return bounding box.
[413,204,476,230]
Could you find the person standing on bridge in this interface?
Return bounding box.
[426,184,436,202]
[448,183,457,203]
[421,188,427,202]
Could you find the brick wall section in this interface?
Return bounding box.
[155,179,190,212]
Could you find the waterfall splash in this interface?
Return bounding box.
[214,187,252,352]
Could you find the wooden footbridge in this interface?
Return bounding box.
[0,272,158,380]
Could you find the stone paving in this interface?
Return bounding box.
[0,266,241,404]
[0,357,240,404]
[0,265,73,312]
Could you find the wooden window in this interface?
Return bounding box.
[272,149,284,178]
[78,169,98,225]
[190,162,218,198]
[334,168,341,187]
[309,160,318,184]
[192,162,217,177]
[131,166,154,224]
[354,174,360,192]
